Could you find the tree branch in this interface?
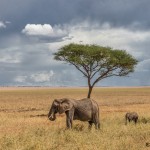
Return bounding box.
[91,66,118,87]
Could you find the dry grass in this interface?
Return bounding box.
[0,87,150,150]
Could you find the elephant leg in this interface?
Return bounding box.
[98,122,100,129]
[65,109,74,129]
[94,122,100,130]
[134,118,138,125]
[125,120,127,125]
[94,112,100,130]
[70,118,73,128]
[66,118,72,129]
[94,119,100,129]
[88,121,93,130]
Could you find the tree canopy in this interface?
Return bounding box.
[54,43,138,98]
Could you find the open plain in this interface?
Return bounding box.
[0,87,150,150]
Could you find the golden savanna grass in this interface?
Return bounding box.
[0,87,150,150]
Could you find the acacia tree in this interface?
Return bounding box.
[54,43,138,98]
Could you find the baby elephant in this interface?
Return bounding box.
[125,112,138,125]
[48,98,100,129]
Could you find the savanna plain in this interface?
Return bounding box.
[0,87,150,150]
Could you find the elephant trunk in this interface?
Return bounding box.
[48,107,56,121]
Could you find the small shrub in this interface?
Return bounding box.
[139,117,150,124]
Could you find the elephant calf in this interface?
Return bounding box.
[125,112,138,125]
[48,98,100,129]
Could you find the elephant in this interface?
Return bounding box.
[48,98,100,129]
[125,112,138,125]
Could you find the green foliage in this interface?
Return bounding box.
[54,43,138,97]
[54,43,137,79]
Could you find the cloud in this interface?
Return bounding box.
[0,47,21,63]
[30,71,54,82]
[0,21,6,28]
[0,20,150,86]
[0,0,150,87]
[0,54,20,63]
[22,24,69,42]
[14,76,27,83]
[66,21,150,60]
[22,24,53,36]
[13,71,56,86]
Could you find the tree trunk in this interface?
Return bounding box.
[87,86,93,98]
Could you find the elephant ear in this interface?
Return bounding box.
[59,99,73,114]
[53,99,60,106]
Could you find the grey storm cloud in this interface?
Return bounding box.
[1,0,150,30]
[0,0,150,86]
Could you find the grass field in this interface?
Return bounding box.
[0,87,150,150]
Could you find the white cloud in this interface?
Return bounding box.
[22,24,53,36]
[62,21,150,61]
[0,47,21,63]
[22,24,68,38]
[0,21,6,28]
[0,55,20,63]
[14,71,55,84]
[30,71,54,82]
[14,76,27,83]
[5,21,11,24]
[68,21,150,47]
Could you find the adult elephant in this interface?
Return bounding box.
[48,98,100,129]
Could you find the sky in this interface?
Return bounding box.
[0,0,150,87]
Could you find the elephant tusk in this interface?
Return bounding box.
[49,113,53,119]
